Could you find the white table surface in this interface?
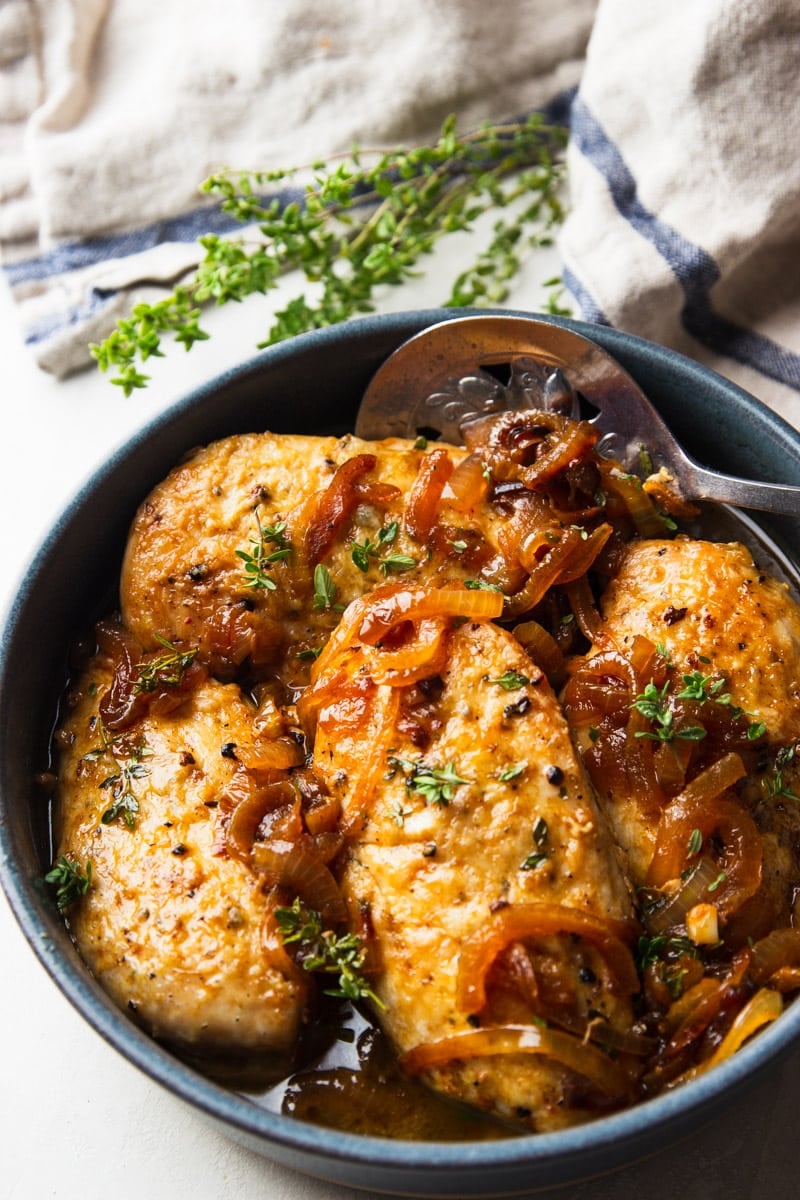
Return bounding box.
[2,243,800,1200]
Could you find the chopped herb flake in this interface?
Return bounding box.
[487,670,529,691]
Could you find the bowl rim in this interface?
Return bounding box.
[2,307,799,1186]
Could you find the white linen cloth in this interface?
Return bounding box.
[561,0,800,427]
[1,0,798,427]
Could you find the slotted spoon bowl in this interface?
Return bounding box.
[356,314,800,517]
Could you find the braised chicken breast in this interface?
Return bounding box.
[308,616,638,1131]
[564,537,800,944]
[121,432,474,677]
[55,654,309,1054]
[119,422,607,683]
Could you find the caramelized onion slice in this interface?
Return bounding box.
[503,526,609,621]
[304,454,378,566]
[647,755,748,883]
[767,967,800,993]
[236,736,305,771]
[664,951,750,1055]
[293,769,342,837]
[645,858,723,934]
[458,902,639,1016]
[223,763,299,860]
[749,928,800,985]
[309,582,503,689]
[564,576,602,643]
[666,989,783,1090]
[512,619,564,680]
[366,617,449,685]
[600,463,669,537]
[646,755,759,922]
[307,678,401,838]
[440,453,490,511]
[96,619,145,729]
[520,421,599,490]
[562,646,640,725]
[464,410,599,493]
[357,582,504,646]
[96,619,206,730]
[252,838,347,925]
[401,1024,632,1100]
[226,781,299,861]
[702,987,783,1065]
[405,449,454,540]
[658,976,721,1039]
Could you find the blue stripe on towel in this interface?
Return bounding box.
[22,288,115,346]
[569,94,800,391]
[561,265,609,326]
[4,186,307,287]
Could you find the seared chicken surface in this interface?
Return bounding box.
[56,659,309,1053]
[312,620,637,1131]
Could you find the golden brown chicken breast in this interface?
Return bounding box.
[307,610,639,1131]
[119,420,615,685]
[564,536,800,945]
[121,432,474,677]
[54,653,309,1055]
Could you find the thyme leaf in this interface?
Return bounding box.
[312,563,339,610]
[236,516,292,591]
[84,724,152,829]
[486,670,529,691]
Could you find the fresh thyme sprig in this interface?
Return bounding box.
[274,898,383,1007]
[44,855,93,911]
[630,680,707,744]
[90,114,569,395]
[236,516,292,591]
[763,744,800,802]
[82,724,153,829]
[351,522,416,575]
[133,634,197,693]
[659,668,766,742]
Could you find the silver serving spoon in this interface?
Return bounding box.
[356,315,800,518]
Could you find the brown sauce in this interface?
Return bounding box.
[202,1002,517,1141]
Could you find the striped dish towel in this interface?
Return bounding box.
[2,0,799,429]
[0,0,593,374]
[561,0,800,427]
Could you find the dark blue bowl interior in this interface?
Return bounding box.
[1,309,799,1196]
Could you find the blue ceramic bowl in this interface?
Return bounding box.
[1,310,799,1196]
